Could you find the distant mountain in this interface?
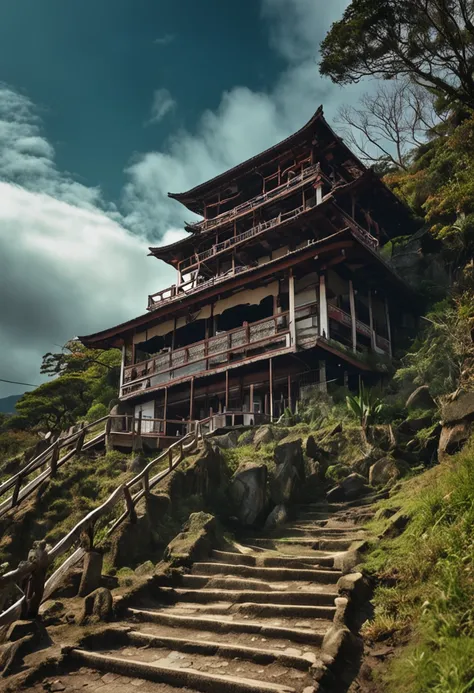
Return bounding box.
[0,394,23,414]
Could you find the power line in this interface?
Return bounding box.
[0,378,38,388]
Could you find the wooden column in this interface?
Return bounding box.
[225,370,229,411]
[368,290,376,350]
[349,280,357,353]
[189,378,195,422]
[385,297,393,357]
[250,383,254,413]
[289,269,296,348]
[287,375,292,412]
[316,183,323,205]
[319,274,329,339]
[119,345,126,392]
[163,387,168,436]
[269,359,274,420]
[319,361,327,393]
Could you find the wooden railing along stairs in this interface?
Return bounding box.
[0,418,209,629]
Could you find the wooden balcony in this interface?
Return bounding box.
[187,163,323,234]
[121,312,291,398]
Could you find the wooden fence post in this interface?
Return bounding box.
[50,441,60,478]
[11,475,22,509]
[168,448,173,471]
[75,422,86,453]
[123,487,137,524]
[142,470,150,495]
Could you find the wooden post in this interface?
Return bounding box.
[50,441,60,478]
[368,290,376,350]
[269,359,274,420]
[225,370,229,411]
[249,384,254,414]
[75,422,86,453]
[289,269,296,348]
[168,448,173,471]
[319,273,329,339]
[11,475,22,508]
[163,388,168,437]
[189,378,195,422]
[142,470,150,495]
[123,487,137,524]
[349,280,357,353]
[119,345,126,394]
[385,296,393,357]
[287,375,292,412]
[319,361,328,393]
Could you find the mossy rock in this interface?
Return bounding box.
[326,463,351,483]
[164,512,222,568]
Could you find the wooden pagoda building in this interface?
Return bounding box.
[80,107,417,448]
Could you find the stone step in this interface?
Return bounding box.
[192,562,340,583]
[248,537,355,551]
[180,574,338,593]
[157,586,338,608]
[128,607,328,645]
[68,649,297,693]
[268,527,365,539]
[125,630,317,671]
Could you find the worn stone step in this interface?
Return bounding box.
[127,607,328,644]
[68,649,297,693]
[180,574,338,594]
[269,527,365,539]
[157,586,338,607]
[125,630,317,671]
[249,537,355,551]
[192,562,340,583]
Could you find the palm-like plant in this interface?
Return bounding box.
[346,382,384,431]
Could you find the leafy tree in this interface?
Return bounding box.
[320,0,474,110]
[13,376,92,433]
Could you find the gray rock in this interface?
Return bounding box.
[305,435,328,461]
[264,504,288,531]
[337,572,371,603]
[340,473,368,500]
[253,425,274,448]
[128,454,148,473]
[398,415,434,434]
[134,560,155,576]
[229,464,268,526]
[369,458,409,488]
[211,430,240,449]
[380,512,410,539]
[406,385,436,411]
[326,485,345,502]
[438,421,472,458]
[164,512,221,567]
[80,587,113,625]
[271,440,305,504]
[442,391,474,424]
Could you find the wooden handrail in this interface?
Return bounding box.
[123,312,290,389]
[0,419,209,627]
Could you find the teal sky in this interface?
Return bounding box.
[0,0,282,201]
[0,0,362,397]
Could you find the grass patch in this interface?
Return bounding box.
[362,437,474,693]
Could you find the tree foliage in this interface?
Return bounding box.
[320,0,474,110]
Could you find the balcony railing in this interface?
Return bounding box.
[328,304,390,354]
[122,312,291,397]
[188,163,323,233]
[180,204,307,273]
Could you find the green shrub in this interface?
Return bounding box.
[85,402,108,422]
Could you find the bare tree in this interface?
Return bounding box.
[337,81,445,170]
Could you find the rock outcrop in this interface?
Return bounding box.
[229,464,268,525]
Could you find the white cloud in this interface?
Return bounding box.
[123,0,361,240]
[147,88,176,125]
[0,84,176,397]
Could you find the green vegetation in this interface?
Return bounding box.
[346,381,384,430]
[363,439,474,693]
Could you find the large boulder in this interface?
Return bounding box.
[229,464,268,526]
[271,440,305,504]
[441,391,474,424]
[340,473,369,501]
[253,425,274,448]
[438,391,474,459]
[166,442,228,503]
[80,587,113,625]
[406,385,436,411]
[438,421,472,458]
[264,504,288,531]
[211,430,240,449]
[369,458,409,488]
[164,512,221,567]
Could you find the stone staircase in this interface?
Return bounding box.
[31,498,376,693]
